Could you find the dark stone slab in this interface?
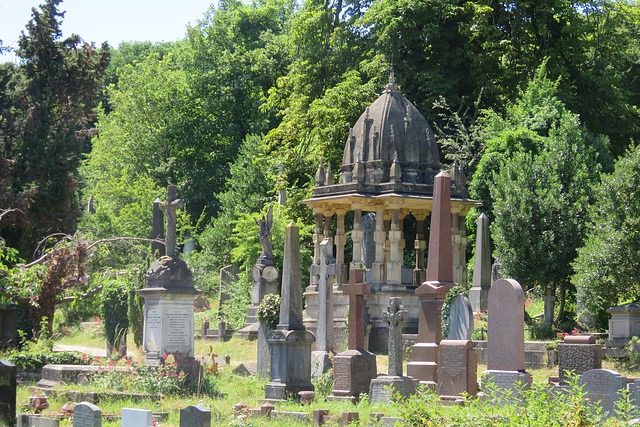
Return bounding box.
[558,342,602,385]
[180,405,211,427]
[579,369,627,418]
[369,375,419,404]
[329,350,377,401]
[0,360,16,427]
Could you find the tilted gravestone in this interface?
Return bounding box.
[180,405,211,427]
[121,408,153,427]
[447,295,474,341]
[579,369,627,418]
[73,402,101,427]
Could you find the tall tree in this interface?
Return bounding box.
[1,0,109,256]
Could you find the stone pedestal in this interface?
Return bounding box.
[437,340,477,398]
[328,350,377,403]
[265,330,315,400]
[558,335,602,385]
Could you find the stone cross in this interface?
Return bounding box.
[343,268,370,351]
[384,297,408,377]
[317,239,337,352]
[152,197,164,256]
[159,185,184,257]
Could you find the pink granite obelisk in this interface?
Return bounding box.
[406,172,455,387]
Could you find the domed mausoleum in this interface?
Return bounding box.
[302,73,480,351]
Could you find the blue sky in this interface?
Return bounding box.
[1,0,217,61]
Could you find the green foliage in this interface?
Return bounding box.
[311,365,334,398]
[128,262,147,347]
[9,332,87,371]
[100,278,130,356]
[257,293,281,330]
[573,144,640,324]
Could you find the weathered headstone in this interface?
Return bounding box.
[543,289,555,326]
[73,402,101,427]
[265,222,315,401]
[579,369,627,418]
[407,172,455,387]
[180,405,211,427]
[469,213,490,312]
[436,340,477,398]
[0,360,16,427]
[30,417,59,427]
[328,269,377,403]
[311,239,336,377]
[138,186,199,363]
[121,408,153,427]
[482,278,532,402]
[447,295,474,340]
[558,335,602,385]
[369,298,418,404]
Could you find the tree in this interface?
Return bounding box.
[572,144,640,327]
[475,65,607,321]
[1,0,109,256]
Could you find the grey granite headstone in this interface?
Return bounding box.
[361,213,376,269]
[579,369,627,418]
[121,408,153,427]
[73,402,101,427]
[447,295,474,340]
[180,405,211,427]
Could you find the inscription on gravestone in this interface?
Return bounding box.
[333,360,350,391]
[440,345,464,379]
[73,402,101,427]
[165,310,190,351]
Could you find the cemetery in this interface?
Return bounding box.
[2,1,640,426]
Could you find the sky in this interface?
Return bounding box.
[0,0,217,62]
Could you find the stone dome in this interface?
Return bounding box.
[340,72,440,185]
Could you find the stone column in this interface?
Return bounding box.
[351,206,363,268]
[309,211,324,290]
[387,207,403,285]
[311,239,337,378]
[323,211,333,244]
[372,206,387,284]
[407,172,455,387]
[470,213,491,312]
[413,212,427,286]
[335,209,347,284]
[451,208,468,285]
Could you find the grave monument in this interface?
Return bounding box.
[482,278,532,402]
[328,268,377,403]
[265,221,315,400]
[138,185,199,363]
[73,402,101,427]
[469,213,490,312]
[406,172,456,387]
[369,298,419,403]
[311,239,336,377]
[557,335,602,385]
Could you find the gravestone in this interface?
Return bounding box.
[121,408,153,427]
[73,402,101,427]
[407,172,455,387]
[437,340,477,398]
[361,213,376,269]
[482,278,532,402]
[328,268,377,403]
[138,186,199,363]
[0,360,16,427]
[579,369,627,418]
[311,239,336,378]
[558,335,602,385]
[180,405,211,427]
[30,417,59,427]
[265,222,315,401]
[218,265,239,320]
[469,213,490,312]
[447,295,473,340]
[369,298,419,403]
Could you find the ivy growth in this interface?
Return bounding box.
[441,283,471,339]
[256,293,281,330]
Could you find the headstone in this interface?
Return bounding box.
[369,298,418,404]
[0,360,16,427]
[138,186,199,363]
[407,172,455,387]
[73,402,101,427]
[436,340,477,398]
[311,239,336,378]
[543,289,555,326]
[482,278,532,402]
[328,268,377,403]
[447,295,474,340]
[469,213,490,312]
[265,222,315,401]
[579,369,627,418]
[218,265,239,319]
[558,335,602,385]
[180,405,211,427]
[121,408,153,427]
[361,213,376,269]
[152,198,164,256]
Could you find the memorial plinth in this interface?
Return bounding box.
[138,256,199,363]
[265,329,315,400]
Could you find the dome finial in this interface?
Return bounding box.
[385,63,399,92]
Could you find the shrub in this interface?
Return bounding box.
[257,293,280,330]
